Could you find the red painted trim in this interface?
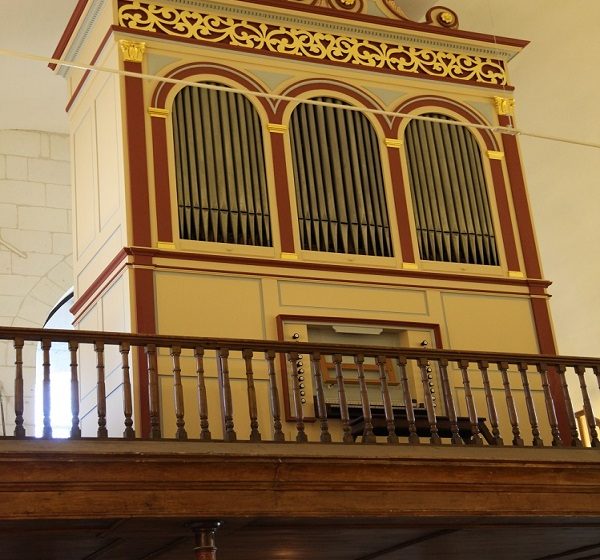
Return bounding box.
[392,96,499,150]
[501,133,543,279]
[270,131,296,254]
[386,146,415,263]
[124,60,152,247]
[127,246,551,292]
[49,0,90,70]
[530,298,570,443]
[489,158,520,273]
[276,80,389,133]
[70,249,129,317]
[152,62,274,118]
[64,27,114,113]
[114,26,515,92]
[150,116,173,243]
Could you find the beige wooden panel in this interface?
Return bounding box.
[80,383,124,439]
[441,292,538,353]
[278,281,428,315]
[155,272,265,339]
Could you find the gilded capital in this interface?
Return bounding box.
[119,40,146,63]
[493,96,515,116]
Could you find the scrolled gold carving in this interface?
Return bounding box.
[119,39,146,63]
[494,96,515,116]
[117,1,507,86]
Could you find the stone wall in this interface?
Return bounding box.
[0,129,72,434]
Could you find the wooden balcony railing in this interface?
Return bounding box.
[0,326,599,448]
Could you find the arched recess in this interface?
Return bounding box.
[149,64,275,247]
[284,91,394,257]
[392,96,520,272]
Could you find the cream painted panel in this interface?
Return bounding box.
[76,226,123,295]
[77,303,101,409]
[73,110,96,259]
[95,76,122,229]
[278,281,428,315]
[80,384,124,438]
[155,272,265,339]
[442,292,538,353]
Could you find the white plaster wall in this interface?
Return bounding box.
[0,129,72,434]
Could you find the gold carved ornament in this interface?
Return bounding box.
[117,1,507,86]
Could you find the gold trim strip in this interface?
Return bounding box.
[118,2,508,86]
[281,252,299,261]
[119,39,146,63]
[157,241,177,250]
[385,138,403,149]
[148,107,169,118]
[402,262,419,270]
[267,123,288,134]
[508,270,525,279]
[487,150,504,160]
[494,96,515,116]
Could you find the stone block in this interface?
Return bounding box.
[0,296,21,316]
[18,207,68,232]
[50,134,70,161]
[0,155,5,179]
[6,156,28,180]
[0,251,10,273]
[11,316,40,328]
[52,233,73,255]
[0,130,41,157]
[46,184,72,209]
[10,252,62,277]
[40,134,50,158]
[17,296,52,325]
[1,228,52,254]
[28,158,70,185]
[0,180,46,206]
[31,277,66,308]
[0,204,18,228]
[47,259,73,290]
[0,275,38,296]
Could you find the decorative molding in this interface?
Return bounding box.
[487,150,505,160]
[385,138,403,149]
[117,1,508,86]
[281,252,299,260]
[148,106,170,118]
[119,39,146,63]
[494,96,515,116]
[267,123,288,134]
[157,241,177,250]
[402,262,418,270]
[508,270,525,279]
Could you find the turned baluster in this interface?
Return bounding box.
[575,365,599,447]
[457,359,482,445]
[332,354,353,443]
[537,362,562,447]
[13,337,25,438]
[518,361,543,447]
[355,354,375,444]
[498,361,524,446]
[195,347,212,441]
[265,350,284,442]
[242,349,261,442]
[288,351,308,443]
[69,341,81,439]
[377,355,398,444]
[217,349,237,442]
[170,346,188,440]
[397,356,419,444]
[438,358,462,445]
[478,360,502,446]
[95,341,108,438]
[41,338,52,439]
[418,358,441,445]
[310,351,331,443]
[145,344,161,439]
[120,342,135,439]
[555,363,581,447]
